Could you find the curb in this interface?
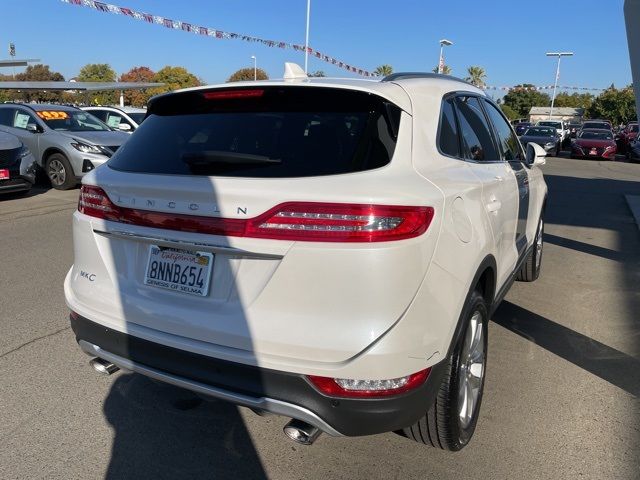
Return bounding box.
[625,195,640,233]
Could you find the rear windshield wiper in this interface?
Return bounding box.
[182,151,281,165]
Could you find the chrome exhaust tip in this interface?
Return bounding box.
[283,419,321,446]
[89,357,119,376]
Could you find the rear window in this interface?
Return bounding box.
[108,87,401,178]
[583,122,610,130]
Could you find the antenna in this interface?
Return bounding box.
[283,62,308,80]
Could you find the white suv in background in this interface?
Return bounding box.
[536,119,568,144]
[82,106,147,133]
[65,67,547,450]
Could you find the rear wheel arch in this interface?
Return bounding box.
[446,255,496,359]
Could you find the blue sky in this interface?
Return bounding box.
[0,0,632,91]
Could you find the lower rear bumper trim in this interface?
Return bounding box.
[78,340,344,436]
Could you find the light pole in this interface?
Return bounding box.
[9,42,15,80]
[546,51,573,119]
[438,39,453,74]
[304,0,311,74]
[250,55,257,81]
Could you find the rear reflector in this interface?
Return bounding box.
[78,186,434,242]
[307,368,430,398]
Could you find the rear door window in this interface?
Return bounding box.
[482,100,524,161]
[88,109,108,122]
[438,97,460,157]
[454,96,499,162]
[108,87,402,178]
[0,108,16,127]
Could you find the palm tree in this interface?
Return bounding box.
[432,65,452,75]
[465,66,487,88]
[374,64,393,77]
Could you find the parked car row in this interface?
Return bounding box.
[0,104,144,195]
[512,117,638,161]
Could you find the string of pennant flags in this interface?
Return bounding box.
[59,0,606,92]
[60,0,375,77]
[481,85,605,92]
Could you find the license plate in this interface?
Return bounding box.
[0,169,9,180]
[144,246,213,297]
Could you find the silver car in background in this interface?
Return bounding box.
[0,103,130,190]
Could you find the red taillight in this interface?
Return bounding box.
[203,89,264,100]
[248,202,434,242]
[307,368,430,398]
[78,185,121,221]
[78,186,434,243]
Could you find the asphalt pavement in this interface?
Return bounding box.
[1,156,639,480]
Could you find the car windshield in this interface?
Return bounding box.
[37,110,111,132]
[579,131,613,140]
[525,127,555,137]
[537,122,560,128]
[128,112,146,124]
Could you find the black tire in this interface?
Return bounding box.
[45,153,76,190]
[516,216,544,282]
[403,290,488,451]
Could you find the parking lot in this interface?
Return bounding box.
[0,156,639,480]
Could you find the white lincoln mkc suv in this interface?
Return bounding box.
[65,64,547,450]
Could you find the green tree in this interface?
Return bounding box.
[465,66,487,88]
[0,73,13,102]
[502,85,551,118]
[499,104,520,121]
[308,70,326,77]
[553,92,594,109]
[227,67,269,82]
[586,85,637,125]
[432,65,452,75]
[374,64,393,77]
[12,64,65,103]
[119,66,155,107]
[77,63,117,105]
[148,66,202,97]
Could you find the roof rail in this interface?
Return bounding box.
[381,72,472,85]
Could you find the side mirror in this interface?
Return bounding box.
[26,124,40,133]
[117,123,132,132]
[526,142,547,166]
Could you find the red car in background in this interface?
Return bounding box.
[571,129,617,160]
[617,122,639,153]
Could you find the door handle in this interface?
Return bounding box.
[486,198,502,214]
[494,175,504,181]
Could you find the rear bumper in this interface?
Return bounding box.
[70,313,445,437]
[0,177,33,193]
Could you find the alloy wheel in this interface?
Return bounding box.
[48,159,66,186]
[457,310,485,430]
